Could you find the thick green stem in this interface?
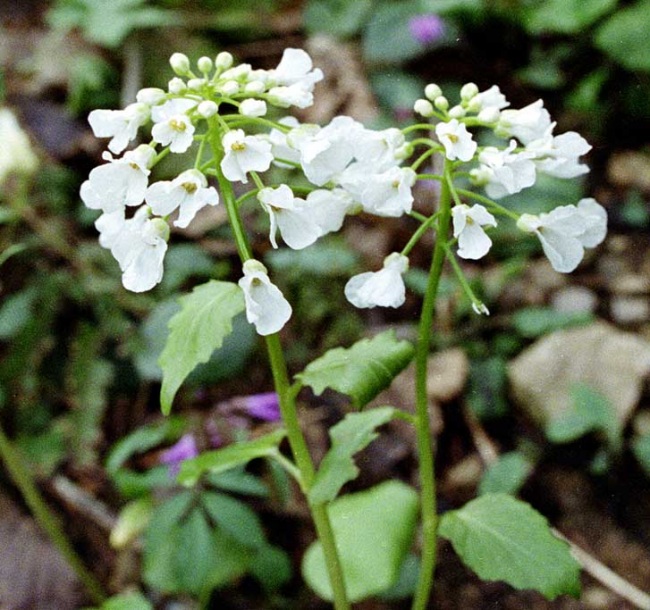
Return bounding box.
[0,422,106,604]
[208,124,350,610]
[411,160,453,610]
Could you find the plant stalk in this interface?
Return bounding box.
[411,160,453,610]
[209,127,351,609]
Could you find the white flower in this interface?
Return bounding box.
[472,140,536,199]
[0,107,38,184]
[80,145,155,213]
[353,127,406,172]
[151,98,197,153]
[304,188,355,235]
[136,88,166,105]
[145,169,219,228]
[497,99,552,144]
[435,119,477,162]
[292,116,361,186]
[239,260,292,336]
[88,103,150,154]
[258,185,322,249]
[526,129,591,179]
[239,99,267,117]
[345,253,409,309]
[268,116,301,168]
[220,129,273,183]
[517,198,607,273]
[357,166,417,217]
[95,208,125,250]
[270,48,323,89]
[467,85,509,117]
[452,204,497,260]
[267,84,315,109]
[109,207,169,292]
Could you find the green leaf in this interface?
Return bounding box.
[95,591,152,610]
[309,407,396,505]
[467,356,509,419]
[546,383,621,448]
[0,286,38,340]
[302,480,419,602]
[201,491,266,549]
[249,544,292,592]
[303,0,373,38]
[296,330,414,408]
[632,433,650,476]
[594,1,650,71]
[177,429,287,486]
[522,0,617,34]
[512,307,593,338]
[439,494,581,599]
[159,280,245,415]
[478,451,534,496]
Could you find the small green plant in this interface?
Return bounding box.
[75,45,608,608]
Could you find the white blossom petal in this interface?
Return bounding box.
[344,253,409,309]
[239,260,292,335]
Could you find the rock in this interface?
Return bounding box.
[427,347,469,402]
[508,321,650,427]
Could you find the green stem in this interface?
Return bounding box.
[411,159,453,610]
[0,422,106,604]
[208,122,351,610]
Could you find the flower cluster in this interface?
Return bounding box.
[81,48,607,335]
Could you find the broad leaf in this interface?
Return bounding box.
[478,451,534,496]
[545,383,621,448]
[522,0,617,34]
[201,491,266,550]
[159,281,245,414]
[309,407,396,505]
[177,429,286,486]
[302,480,418,602]
[439,494,581,599]
[594,0,650,71]
[296,330,414,408]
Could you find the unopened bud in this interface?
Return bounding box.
[434,95,449,112]
[136,87,166,105]
[460,82,479,101]
[197,100,218,118]
[169,52,191,76]
[197,56,213,74]
[414,98,435,117]
[168,78,186,94]
[424,83,442,101]
[448,105,466,119]
[215,51,234,70]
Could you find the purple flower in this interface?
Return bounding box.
[159,433,199,476]
[408,14,445,45]
[243,392,281,422]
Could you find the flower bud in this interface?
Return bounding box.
[187,77,206,90]
[215,51,234,70]
[197,56,213,74]
[477,106,500,124]
[448,105,466,119]
[239,99,267,117]
[136,87,166,105]
[150,217,171,242]
[414,98,435,117]
[424,83,442,101]
[244,80,266,95]
[221,80,239,96]
[460,82,479,101]
[168,77,186,94]
[169,52,191,76]
[197,100,218,118]
[434,95,449,111]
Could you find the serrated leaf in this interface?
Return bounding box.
[478,451,534,496]
[594,0,650,71]
[309,407,396,505]
[296,330,414,408]
[439,493,581,599]
[159,281,245,414]
[302,480,418,602]
[177,429,286,486]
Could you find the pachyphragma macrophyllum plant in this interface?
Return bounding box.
[81,48,606,609]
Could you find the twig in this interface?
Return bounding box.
[462,403,650,610]
[50,475,117,532]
